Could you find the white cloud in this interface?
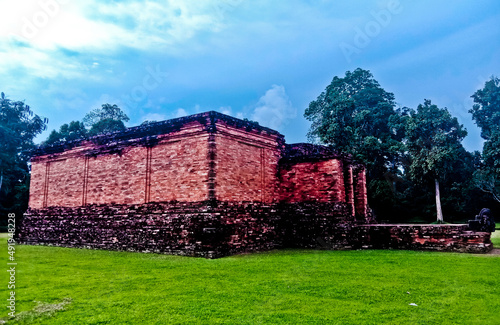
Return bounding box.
[1,0,232,52]
[217,106,232,115]
[251,85,296,131]
[174,108,188,118]
[0,0,243,83]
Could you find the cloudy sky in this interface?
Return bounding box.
[1,0,499,151]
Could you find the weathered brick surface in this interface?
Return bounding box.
[279,159,345,203]
[28,112,290,208]
[28,112,367,218]
[214,121,282,202]
[29,121,212,208]
[18,201,284,258]
[85,145,147,205]
[29,154,87,208]
[352,224,493,253]
[18,202,491,258]
[27,158,47,208]
[280,202,354,248]
[353,165,368,221]
[149,134,210,202]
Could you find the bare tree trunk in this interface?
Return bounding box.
[435,179,444,223]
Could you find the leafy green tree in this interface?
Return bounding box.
[0,93,47,224]
[304,68,400,177]
[45,104,129,144]
[470,77,500,141]
[44,121,87,145]
[469,76,500,202]
[83,103,129,136]
[88,118,126,136]
[304,68,406,219]
[404,100,468,223]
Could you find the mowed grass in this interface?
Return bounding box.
[491,227,500,247]
[1,234,499,324]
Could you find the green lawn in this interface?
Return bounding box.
[491,227,500,247]
[1,234,499,324]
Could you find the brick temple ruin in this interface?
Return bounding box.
[18,111,492,257]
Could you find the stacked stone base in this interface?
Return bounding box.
[17,202,493,258]
[324,224,492,254]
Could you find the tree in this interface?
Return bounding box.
[44,121,87,145]
[88,118,126,136]
[304,68,405,219]
[45,104,129,144]
[469,77,500,141]
[305,69,399,177]
[83,103,129,135]
[0,93,47,224]
[469,77,500,202]
[404,100,468,223]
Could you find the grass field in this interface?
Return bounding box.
[490,227,500,247]
[1,234,499,325]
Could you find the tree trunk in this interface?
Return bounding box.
[435,179,444,223]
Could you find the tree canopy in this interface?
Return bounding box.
[304,68,401,179]
[470,77,500,202]
[404,99,468,222]
[45,121,87,144]
[44,104,129,145]
[304,68,489,223]
[82,103,130,128]
[0,93,47,224]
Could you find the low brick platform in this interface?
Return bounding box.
[18,201,351,258]
[17,203,493,258]
[18,201,280,258]
[355,224,492,253]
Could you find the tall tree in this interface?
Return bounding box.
[0,93,47,224]
[304,68,401,178]
[304,68,406,219]
[469,76,500,202]
[404,100,468,223]
[83,103,129,136]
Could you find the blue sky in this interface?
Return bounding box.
[1,0,499,151]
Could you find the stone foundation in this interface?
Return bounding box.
[17,203,492,258]
[353,224,492,253]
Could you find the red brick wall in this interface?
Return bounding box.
[84,146,147,205]
[28,113,366,212]
[29,121,212,208]
[279,159,346,203]
[46,155,87,207]
[149,134,209,202]
[353,166,367,220]
[214,121,281,203]
[29,158,48,209]
[30,150,89,208]
[344,165,355,216]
